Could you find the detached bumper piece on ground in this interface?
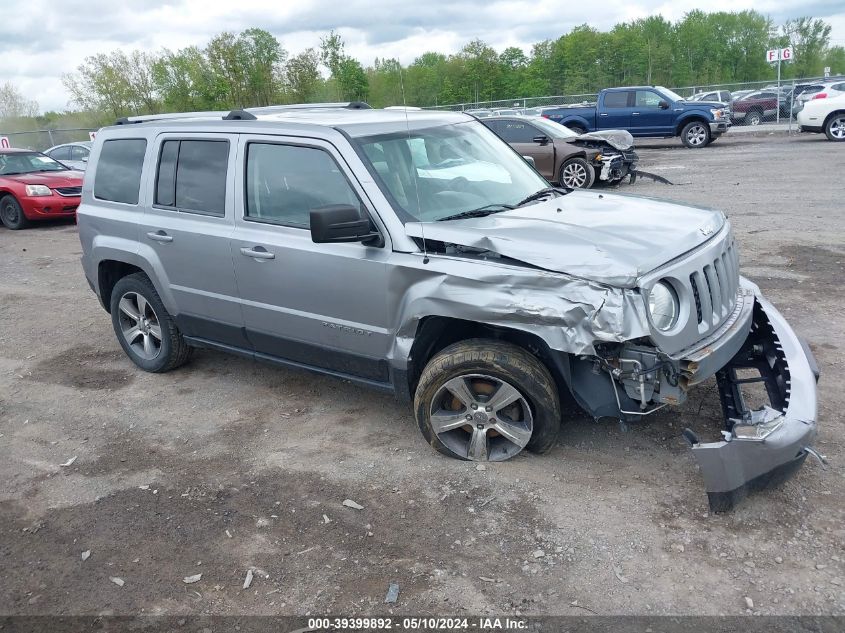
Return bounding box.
[688,294,819,512]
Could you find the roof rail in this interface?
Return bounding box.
[245,102,371,115]
[114,110,232,125]
[113,102,373,125]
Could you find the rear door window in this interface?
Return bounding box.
[154,139,229,216]
[71,145,90,161]
[603,91,630,108]
[48,146,72,161]
[497,121,539,143]
[94,139,147,205]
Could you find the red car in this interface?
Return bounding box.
[0,148,83,229]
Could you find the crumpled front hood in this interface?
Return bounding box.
[571,130,634,151]
[405,191,726,287]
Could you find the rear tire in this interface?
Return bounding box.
[559,157,595,189]
[109,272,192,373]
[567,124,586,135]
[746,110,763,126]
[414,339,561,462]
[681,121,710,148]
[824,113,845,141]
[0,195,30,230]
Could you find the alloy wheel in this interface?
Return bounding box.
[830,117,845,140]
[561,162,589,188]
[429,374,533,461]
[686,124,708,145]
[117,291,163,360]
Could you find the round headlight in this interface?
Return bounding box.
[648,281,678,331]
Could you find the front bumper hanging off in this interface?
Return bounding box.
[688,291,820,512]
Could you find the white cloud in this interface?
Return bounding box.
[2,0,844,112]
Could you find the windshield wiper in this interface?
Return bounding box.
[436,203,514,222]
[514,186,569,207]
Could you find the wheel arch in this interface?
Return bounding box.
[823,108,845,128]
[97,259,158,314]
[676,114,709,136]
[405,316,571,406]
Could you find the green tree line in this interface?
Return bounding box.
[3,10,845,133]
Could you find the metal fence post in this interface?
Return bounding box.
[47,130,55,147]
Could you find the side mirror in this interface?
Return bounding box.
[81,157,88,163]
[658,100,670,110]
[522,155,536,167]
[532,135,550,145]
[310,204,381,246]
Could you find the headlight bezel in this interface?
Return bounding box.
[710,108,725,120]
[647,280,680,332]
[25,184,53,197]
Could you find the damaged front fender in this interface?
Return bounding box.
[689,290,819,512]
[388,252,651,366]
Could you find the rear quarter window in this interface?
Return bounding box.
[94,139,147,205]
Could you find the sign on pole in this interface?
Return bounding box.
[0,136,10,149]
[88,131,97,142]
[766,47,794,62]
[825,66,831,78]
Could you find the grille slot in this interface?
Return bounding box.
[689,273,703,324]
[54,186,82,197]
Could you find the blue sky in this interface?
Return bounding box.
[3,0,844,112]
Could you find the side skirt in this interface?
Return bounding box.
[183,336,395,395]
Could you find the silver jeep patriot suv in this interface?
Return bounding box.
[78,103,820,511]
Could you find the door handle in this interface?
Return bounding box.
[146,231,173,243]
[631,112,641,116]
[599,113,609,117]
[240,246,275,260]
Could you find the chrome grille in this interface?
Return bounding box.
[689,237,739,331]
[54,186,82,197]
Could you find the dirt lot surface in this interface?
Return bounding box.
[1,133,843,618]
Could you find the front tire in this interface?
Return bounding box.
[681,121,710,148]
[825,113,845,141]
[559,157,595,189]
[109,272,191,373]
[414,339,561,462]
[0,195,30,230]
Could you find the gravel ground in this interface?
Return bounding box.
[0,132,843,617]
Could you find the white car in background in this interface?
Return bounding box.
[798,93,845,141]
[44,141,92,170]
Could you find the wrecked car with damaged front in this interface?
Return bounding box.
[78,106,819,512]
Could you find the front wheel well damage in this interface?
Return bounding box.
[97,260,144,313]
[406,316,572,407]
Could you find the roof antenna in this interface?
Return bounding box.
[398,64,429,264]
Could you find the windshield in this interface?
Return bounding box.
[354,121,549,223]
[657,86,685,102]
[528,116,579,139]
[0,152,68,175]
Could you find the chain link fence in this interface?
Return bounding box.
[430,75,842,113]
[0,128,97,152]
